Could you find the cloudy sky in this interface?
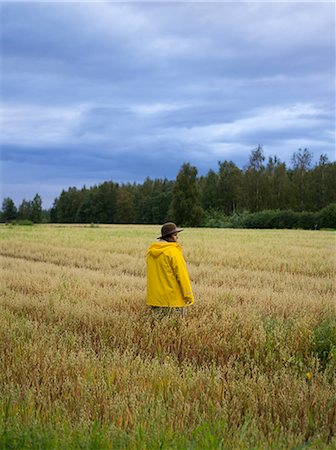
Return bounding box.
[1,1,335,208]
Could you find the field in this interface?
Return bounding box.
[0,224,335,449]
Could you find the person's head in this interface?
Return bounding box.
[158,222,183,242]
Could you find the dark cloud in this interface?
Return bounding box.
[1,1,335,208]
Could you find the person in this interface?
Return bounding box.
[146,222,194,317]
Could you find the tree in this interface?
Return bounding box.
[310,155,336,211]
[153,179,174,224]
[31,194,43,223]
[1,197,17,222]
[135,178,174,224]
[75,191,98,223]
[18,199,32,221]
[290,148,313,211]
[265,156,290,210]
[134,177,155,224]
[200,170,220,211]
[218,161,243,214]
[28,149,336,225]
[53,187,84,223]
[170,163,204,226]
[96,181,118,223]
[292,147,312,171]
[244,146,267,212]
[115,185,136,224]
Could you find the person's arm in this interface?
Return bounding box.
[172,249,194,304]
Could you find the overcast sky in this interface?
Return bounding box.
[1,1,335,208]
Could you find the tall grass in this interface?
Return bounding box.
[0,225,335,449]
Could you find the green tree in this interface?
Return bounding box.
[96,182,119,223]
[115,185,136,224]
[134,177,155,224]
[134,178,174,224]
[244,146,267,212]
[53,187,85,223]
[218,161,243,214]
[73,183,119,224]
[1,197,17,222]
[265,156,290,210]
[18,199,32,221]
[31,194,43,223]
[41,209,51,223]
[154,179,174,224]
[290,148,313,211]
[75,191,98,223]
[310,155,336,211]
[170,163,204,226]
[323,161,336,206]
[200,169,220,211]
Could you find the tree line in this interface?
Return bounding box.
[1,194,44,224]
[1,147,336,227]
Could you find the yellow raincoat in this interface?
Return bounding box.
[146,242,194,308]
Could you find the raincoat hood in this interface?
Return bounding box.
[147,242,181,258]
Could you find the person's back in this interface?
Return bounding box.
[146,222,194,313]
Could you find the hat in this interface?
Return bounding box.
[158,222,183,239]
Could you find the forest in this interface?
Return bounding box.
[1,147,336,228]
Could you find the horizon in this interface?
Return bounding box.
[2,149,332,211]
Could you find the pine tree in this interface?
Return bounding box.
[115,185,136,224]
[53,188,84,223]
[170,163,204,226]
[31,194,43,223]
[18,199,32,221]
[1,198,17,222]
[244,146,267,212]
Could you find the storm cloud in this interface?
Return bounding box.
[1,1,335,207]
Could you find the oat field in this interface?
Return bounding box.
[0,224,335,449]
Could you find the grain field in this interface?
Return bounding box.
[0,224,335,449]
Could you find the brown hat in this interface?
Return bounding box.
[158,222,183,239]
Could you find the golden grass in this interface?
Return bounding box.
[0,225,335,448]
